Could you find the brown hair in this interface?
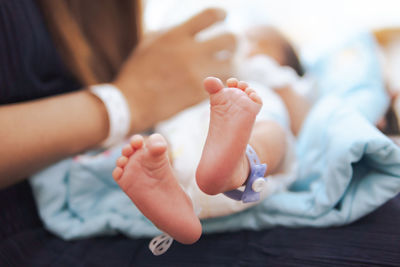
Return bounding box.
[282,40,304,77]
[37,0,143,85]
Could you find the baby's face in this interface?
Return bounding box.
[245,26,287,66]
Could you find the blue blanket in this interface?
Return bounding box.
[30,32,400,240]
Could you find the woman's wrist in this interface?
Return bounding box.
[112,79,151,134]
[89,83,132,147]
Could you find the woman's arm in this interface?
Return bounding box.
[0,90,109,188]
[0,8,236,188]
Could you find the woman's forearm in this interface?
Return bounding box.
[0,90,109,188]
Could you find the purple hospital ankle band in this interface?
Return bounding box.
[223,144,267,203]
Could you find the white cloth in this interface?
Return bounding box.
[155,58,301,218]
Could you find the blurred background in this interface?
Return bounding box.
[143,0,400,46]
[143,0,400,134]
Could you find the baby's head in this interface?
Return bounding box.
[245,26,304,77]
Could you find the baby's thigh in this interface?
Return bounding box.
[250,81,290,130]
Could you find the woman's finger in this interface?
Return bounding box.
[172,8,226,36]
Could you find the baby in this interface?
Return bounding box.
[112,26,311,245]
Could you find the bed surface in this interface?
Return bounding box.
[1,181,399,266]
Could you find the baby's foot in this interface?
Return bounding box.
[196,77,262,195]
[113,134,202,244]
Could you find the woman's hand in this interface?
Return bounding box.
[114,8,237,132]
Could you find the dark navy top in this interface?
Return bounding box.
[0,0,80,239]
[0,0,80,105]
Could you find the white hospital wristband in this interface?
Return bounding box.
[90,84,131,148]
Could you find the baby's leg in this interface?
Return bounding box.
[275,87,310,136]
[196,77,287,195]
[112,134,201,244]
[249,120,287,175]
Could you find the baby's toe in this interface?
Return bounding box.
[237,81,249,91]
[249,91,262,105]
[112,167,123,181]
[122,144,134,157]
[204,77,224,94]
[245,87,255,95]
[146,133,168,157]
[116,156,129,168]
[130,135,144,149]
[227,77,238,87]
